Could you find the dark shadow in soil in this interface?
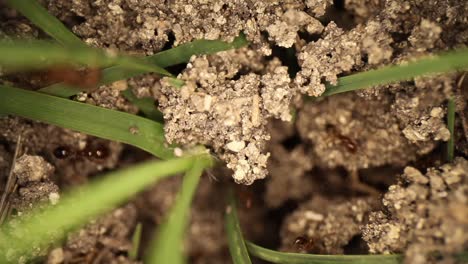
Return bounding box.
[281,134,303,151]
[161,31,188,76]
[358,165,402,192]
[268,46,301,78]
[343,235,369,254]
[321,0,356,30]
[259,199,299,250]
[297,31,322,43]
[261,30,300,78]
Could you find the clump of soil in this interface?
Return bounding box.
[10,155,59,211]
[46,0,330,55]
[280,196,376,254]
[158,52,293,184]
[363,158,468,264]
[56,204,138,264]
[1,155,60,263]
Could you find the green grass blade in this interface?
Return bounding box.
[322,48,468,96]
[101,33,249,85]
[146,159,205,264]
[144,33,248,68]
[39,34,249,97]
[121,88,164,123]
[0,40,172,75]
[5,0,84,47]
[0,155,209,263]
[245,242,403,264]
[129,222,143,260]
[0,85,174,159]
[225,189,253,264]
[447,98,456,162]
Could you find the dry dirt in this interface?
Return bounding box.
[0,0,467,263]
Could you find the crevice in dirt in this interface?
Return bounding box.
[358,166,402,192]
[260,199,299,250]
[343,235,369,255]
[268,45,300,78]
[321,1,356,31]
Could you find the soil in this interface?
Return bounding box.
[0,0,467,263]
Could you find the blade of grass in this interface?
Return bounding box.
[146,158,205,264]
[0,40,172,75]
[0,154,212,263]
[322,48,468,96]
[245,242,403,264]
[39,34,249,97]
[225,188,252,264]
[247,242,468,264]
[101,33,249,85]
[0,85,174,159]
[121,88,164,123]
[5,0,84,47]
[447,98,456,162]
[129,222,143,260]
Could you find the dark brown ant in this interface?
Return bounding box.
[326,124,358,153]
[4,65,101,92]
[294,235,315,252]
[53,143,109,161]
[235,186,254,209]
[44,65,101,92]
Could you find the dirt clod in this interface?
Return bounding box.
[363,158,468,264]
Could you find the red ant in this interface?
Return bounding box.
[43,65,101,92]
[235,186,254,209]
[5,65,102,92]
[326,124,358,153]
[294,235,315,252]
[53,143,109,161]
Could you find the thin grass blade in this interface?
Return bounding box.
[322,48,468,96]
[5,0,84,47]
[121,88,164,123]
[0,85,174,159]
[225,189,253,264]
[0,155,209,263]
[447,98,456,162]
[129,222,143,260]
[146,159,205,264]
[39,34,249,97]
[0,39,172,75]
[246,241,402,264]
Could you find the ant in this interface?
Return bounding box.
[53,143,109,161]
[235,185,255,209]
[5,65,101,92]
[44,65,101,92]
[325,124,358,153]
[294,235,315,252]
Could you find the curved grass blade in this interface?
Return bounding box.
[225,188,252,264]
[322,48,468,96]
[121,88,164,123]
[447,98,456,162]
[39,34,249,97]
[129,222,143,260]
[5,0,84,47]
[0,40,172,76]
[245,241,403,264]
[0,155,209,263]
[0,85,174,159]
[146,159,206,264]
